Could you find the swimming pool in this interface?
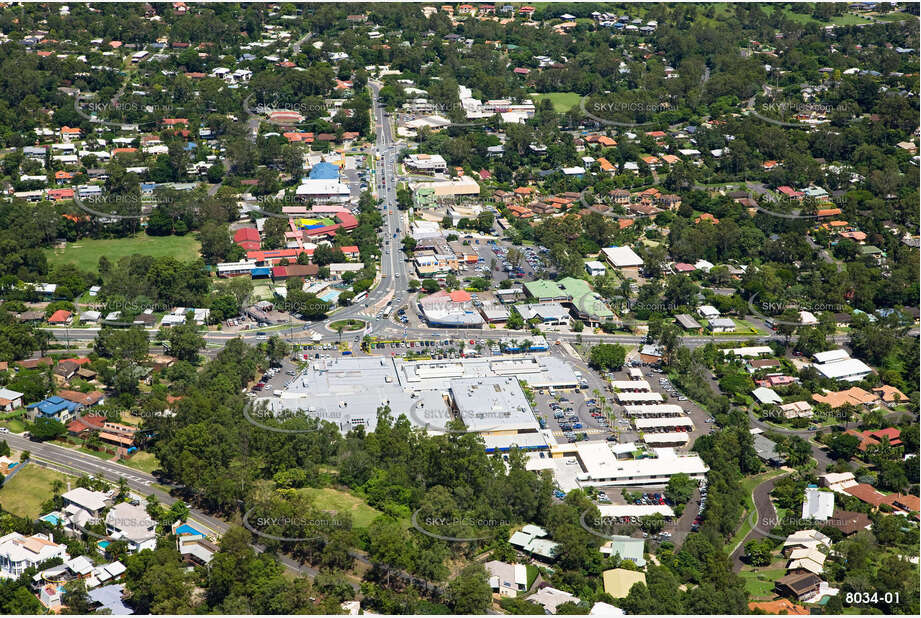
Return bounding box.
[40,513,60,525]
[174,523,205,536]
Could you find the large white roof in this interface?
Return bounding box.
[602,246,643,268]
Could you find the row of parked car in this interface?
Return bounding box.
[634,492,671,506]
[691,480,708,531]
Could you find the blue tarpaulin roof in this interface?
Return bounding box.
[309,161,340,180]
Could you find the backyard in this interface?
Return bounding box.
[0,462,69,519]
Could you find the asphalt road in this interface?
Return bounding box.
[730,472,789,571]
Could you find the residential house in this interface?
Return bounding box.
[105,503,157,553]
[782,530,831,556]
[843,428,903,457]
[26,396,82,424]
[528,587,579,614]
[484,560,528,597]
[0,388,24,411]
[775,572,822,601]
[0,533,69,579]
[601,568,646,599]
[812,386,878,409]
[675,314,702,332]
[509,525,559,562]
[801,487,835,522]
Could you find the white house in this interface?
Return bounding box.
[802,487,835,522]
[0,533,69,579]
[752,386,782,405]
[0,388,24,411]
[585,261,607,277]
[697,305,720,319]
[485,560,528,597]
[105,503,157,554]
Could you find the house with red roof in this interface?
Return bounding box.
[844,427,902,454]
[271,264,319,280]
[55,170,74,184]
[47,188,75,201]
[67,414,106,437]
[777,186,804,200]
[161,118,189,126]
[48,310,73,324]
[695,213,720,224]
[60,126,81,141]
[284,132,315,143]
[763,160,781,170]
[339,245,360,260]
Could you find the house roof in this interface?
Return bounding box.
[602,569,646,599]
[48,310,73,323]
[776,572,821,594]
[843,483,888,507]
[748,599,809,615]
[826,509,870,535]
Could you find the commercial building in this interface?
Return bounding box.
[812,350,873,382]
[601,246,643,277]
[263,355,578,436]
[404,153,447,173]
[561,442,708,487]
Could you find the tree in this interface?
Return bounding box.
[198,222,234,265]
[29,418,67,442]
[94,326,149,361]
[506,307,524,330]
[160,320,205,363]
[665,473,696,514]
[421,279,440,294]
[827,433,861,461]
[743,538,773,566]
[507,247,524,269]
[446,564,492,615]
[589,343,626,371]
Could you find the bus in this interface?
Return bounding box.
[353,291,368,304]
[382,306,393,318]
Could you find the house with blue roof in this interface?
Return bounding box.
[308,161,340,180]
[26,396,82,424]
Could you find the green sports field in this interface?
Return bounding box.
[531,92,582,113]
[45,234,202,272]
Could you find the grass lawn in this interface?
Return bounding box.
[828,13,873,26]
[0,462,68,518]
[741,566,787,598]
[0,418,27,433]
[45,233,201,272]
[874,11,917,22]
[329,319,366,331]
[525,564,539,589]
[299,487,386,529]
[122,451,160,475]
[530,92,582,113]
